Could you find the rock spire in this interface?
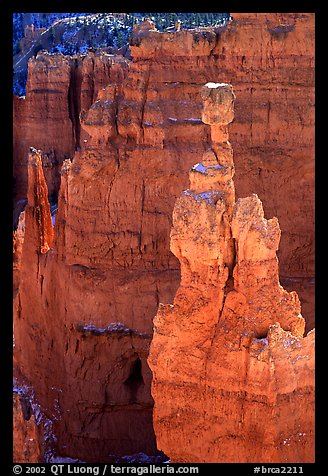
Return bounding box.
[148,83,314,463]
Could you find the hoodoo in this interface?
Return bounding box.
[148,83,314,463]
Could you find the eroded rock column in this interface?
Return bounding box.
[148,83,314,463]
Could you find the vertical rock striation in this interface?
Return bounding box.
[13,51,130,221]
[148,83,314,463]
[25,147,54,255]
[13,211,25,294]
[13,54,74,207]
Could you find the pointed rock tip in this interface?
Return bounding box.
[28,147,42,167]
[29,146,39,155]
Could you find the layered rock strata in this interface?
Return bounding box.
[127,14,315,326]
[148,83,314,463]
[14,64,176,461]
[14,13,314,326]
[13,51,130,222]
[14,13,314,278]
[14,14,314,462]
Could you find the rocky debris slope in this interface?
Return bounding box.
[148,83,315,463]
[13,392,41,463]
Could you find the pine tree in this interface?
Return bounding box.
[168,13,175,26]
[49,25,55,43]
[116,30,127,48]
[13,40,21,55]
[106,34,114,47]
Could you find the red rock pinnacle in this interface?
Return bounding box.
[26,147,54,254]
[148,83,314,463]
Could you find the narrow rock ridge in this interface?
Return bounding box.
[148,83,314,463]
[13,211,25,293]
[25,147,54,255]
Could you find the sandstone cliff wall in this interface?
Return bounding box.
[13,51,130,224]
[14,13,314,325]
[127,13,315,322]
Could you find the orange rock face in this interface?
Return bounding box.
[14,52,173,461]
[13,392,41,463]
[25,148,54,254]
[13,211,25,293]
[148,83,314,463]
[13,53,74,208]
[226,13,315,291]
[14,14,314,322]
[129,12,315,327]
[13,51,130,224]
[14,14,314,462]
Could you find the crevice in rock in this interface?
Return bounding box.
[209,30,222,56]
[254,330,269,340]
[139,179,146,254]
[124,357,144,404]
[68,58,82,151]
[20,396,32,421]
[16,293,22,320]
[74,339,79,354]
[140,68,151,143]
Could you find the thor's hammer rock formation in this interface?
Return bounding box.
[148,83,314,463]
